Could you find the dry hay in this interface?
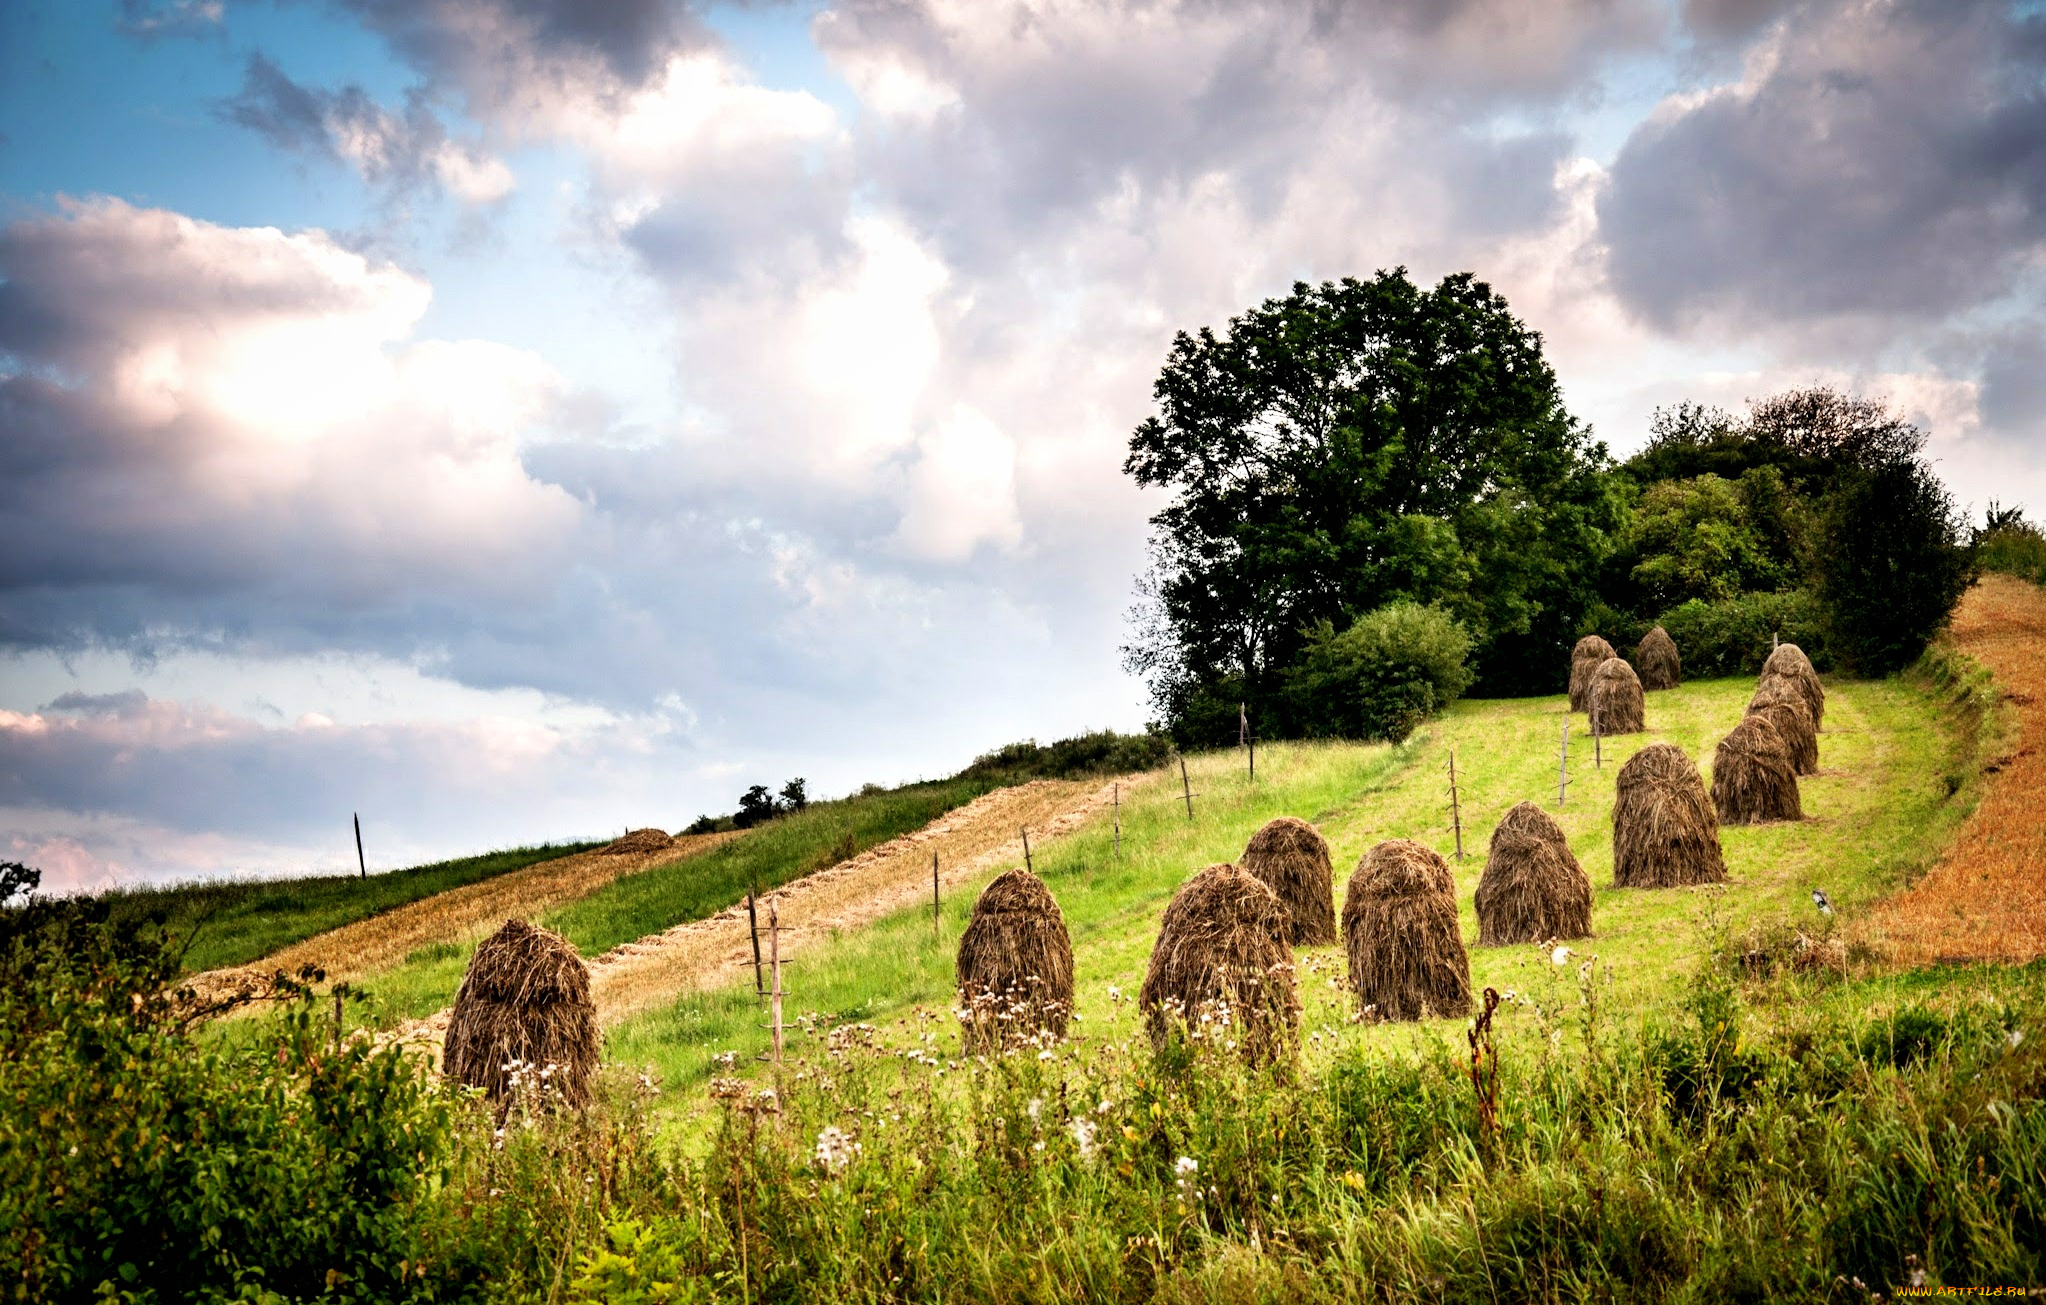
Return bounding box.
[1341,839,1473,1021]
[1589,657,1647,735]
[1636,626,1682,691]
[600,828,675,856]
[1474,801,1592,946]
[1569,635,1618,712]
[1747,678,1819,775]
[1712,715,1803,825]
[955,868,1075,1052]
[1238,817,1339,946]
[1761,646,1825,731]
[443,918,599,1108]
[1139,863,1299,1062]
[1612,743,1726,889]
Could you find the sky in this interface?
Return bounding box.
[2,0,2043,891]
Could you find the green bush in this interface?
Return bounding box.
[1282,601,1474,742]
[1656,590,1832,677]
[1975,509,2046,585]
[960,729,1173,781]
[1813,458,1970,674]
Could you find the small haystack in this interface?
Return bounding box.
[1589,657,1647,735]
[1747,678,1819,775]
[601,828,675,856]
[1636,626,1682,691]
[1238,817,1339,946]
[1712,715,1803,825]
[1139,864,1298,1062]
[1342,840,1472,1021]
[1474,801,1593,946]
[1612,744,1726,889]
[1760,660,1826,733]
[1763,642,1814,678]
[955,868,1075,1052]
[1569,635,1618,712]
[444,918,599,1108]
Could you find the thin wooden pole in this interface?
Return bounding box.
[1558,720,1571,807]
[746,884,765,996]
[931,850,940,936]
[1248,714,1255,780]
[1594,709,1603,770]
[353,813,366,880]
[1239,701,1248,748]
[1113,783,1121,857]
[1180,756,1195,820]
[768,899,784,1065]
[1448,749,1464,861]
[1022,826,1033,875]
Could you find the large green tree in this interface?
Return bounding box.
[1122,270,1624,741]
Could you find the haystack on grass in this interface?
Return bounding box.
[1636,626,1681,691]
[1763,642,1815,678]
[1342,840,1472,1021]
[1712,715,1803,825]
[955,868,1075,1052]
[1761,659,1826,732]
[1139,864,1298,1063]
[1612,744,1726,889]
[1589,657,1646,735]
[601,828,674,856]
[1569,635,1617,712]
[1747,678,1819,775]
[1474,801,1592,946]
[1238,817,1338,946]
[444,918,598,1108]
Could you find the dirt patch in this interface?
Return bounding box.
[1858,574,2046,965]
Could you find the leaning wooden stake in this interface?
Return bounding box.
[1113,783,1121,858]
[931,850,940,936]
[353,812,367,880]
[1179,756,1196,820]
[1447,749,1465,861]
[1594,709,1603,770]
[1557,720,1571,807]
[746,883,765,996]
[1022,826,1033,874]
[768,899,784,1065]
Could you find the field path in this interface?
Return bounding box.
[399,773,1149,1047]
[189,832,740,1000]
[1860,573,2046,964]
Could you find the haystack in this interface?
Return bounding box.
[1342,840,1472,1021]
[955,868,1075,1052]
[1760,659,1825,732]
[444,918,599,1108]
[1712,715,1803,825]
[1612,744,1725,889]
[1474,801,1592,946]
[1763,642,1814,678]
[1569,635,1617,712]
[1139,864,1298,1062]
[1238,817,1339,946]
[601,828,674,856]
[1747,678,1818,775]
[1589,657,1646,735]
[1636,626,1681,691]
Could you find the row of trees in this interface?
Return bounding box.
[685,778,808,834]
[1122,270,1972,745]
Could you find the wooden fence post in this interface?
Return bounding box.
[1448,749,1465,861]
[353,813,366,880]
[1113,783,1121,858]
[1022,826,1033,875]
[1557,720,1571,807]
[768,899,784,1066]
[931,850,940,936]
[1180,756,1196,820]
[747,884,765,997]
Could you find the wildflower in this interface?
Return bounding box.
[1107,985,1122,1001]
[815,1126,860,1174]
[1070,1117,1098,1159]
[1096,1098,1113,1115]
[1038,1048,1054,1061]
[1551,945,1573,965]
[2010,1029,2026,1049]
[1175,1156,1198,1176]
[1026,1097,1043,1122]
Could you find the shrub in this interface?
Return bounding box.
[1974,504,2046,584]
[1282,601,1474,742]
[1813,458,1970,674]
[1656,590,1832,677]
[960,729,1173,781]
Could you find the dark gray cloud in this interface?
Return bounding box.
[1600,0,2046,331]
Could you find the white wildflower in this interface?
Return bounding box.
[2010,1029,2026,1049]
[1025,1097,1043,1122]
[1070,1117,1098,1159]
[815,1126,860,1174]
[1175,1156,1198,1176]
[1551,945,1573,965]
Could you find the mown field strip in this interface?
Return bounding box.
[1861,574,2046,963]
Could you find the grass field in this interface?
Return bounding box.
[607,670,1977,1096]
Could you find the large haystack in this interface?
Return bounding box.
[1747,678,1818,775]
[1712,715,1803,825]
[1474,801,1592,946]
[1612,744,1726,889]
[1760,660,1826,732]
[1569,635,1618,712]
[1341,840,1472,1021]
[955,868,1075,1052]
[1636,626,1681,691]
[1139,864,1298,1063]
[1238,817,1338,946]
[601,828,674,856]
[1763,642,1814,678]
[444,918,599,1108]
[1589,657,1647,735]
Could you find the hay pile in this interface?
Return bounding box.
[1238,817,1338,946]
[1474,801,1592,946]
[1712,715,1803,825]
[1589,657,1646,735]
[1341,840,1472,1021]
[1747,678,1818,775]
[1762,644,1825,730]
[1612,743,1726,889]
[1569,635,1617,712]
[1139,864,1298,1062]
[1636,626,1681,691]
[601,828,675,856]
[444,918,599,1108]
[955,868,1075,1052]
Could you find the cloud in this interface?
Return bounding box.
[221,55,515,205]
[116,0,225,41]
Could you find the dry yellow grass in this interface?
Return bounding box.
[189,832,739,1000]
[1860,574,2046,964]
